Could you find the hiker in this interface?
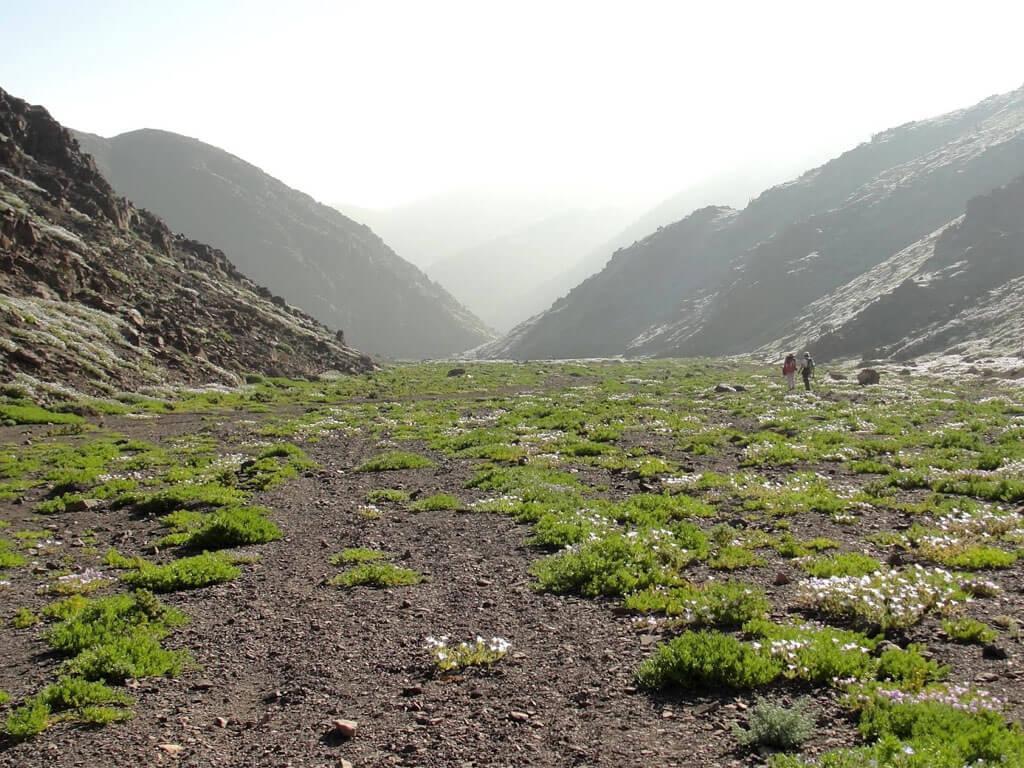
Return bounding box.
[782,353,797,391]
[800,352,815,391]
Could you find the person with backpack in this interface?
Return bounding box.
[782,354,797,391]
[800,352,815,391]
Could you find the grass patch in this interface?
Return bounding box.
[329,547,390,566]
[122,552,240,592]
[355,451,435,472]
[366,488,410,503]
[410,493,460,512]
[329,562,422,588]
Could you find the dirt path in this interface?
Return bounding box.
[0,420,757,768]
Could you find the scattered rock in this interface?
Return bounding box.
[773,571,791,586]
[983,643,1010,660]
[333,718,358,738]
[714,384,737,393]
[828,371,848,381]
[509,711,530,722]
[157,744,184,756]
[214,716,228,728]
[65,498,102,512]
[447,368,467,377]
[857,368,881,386]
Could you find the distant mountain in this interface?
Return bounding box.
[479,84,1024,362]
[75,130,492,359]
[425,208,630,332]
[334,187,608,271]
[0,87,373,397]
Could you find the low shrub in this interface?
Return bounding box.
[942,617,997,645]
[426,635,511,672]
[624,581,769,628]
[735,696,816,751]
[329,547,390,566]
[636,631,782,690]
[355,451,435,472]
[366,488,410,503]
[122,552,240,592]
[330,563,422,588]
[800,552,883,578]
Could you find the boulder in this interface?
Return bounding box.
[857,369,881,386]
[714,384,737,393]
[447,367,467,378]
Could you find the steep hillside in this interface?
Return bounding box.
[481,85,1024,361]
[426,208,629,332]
[762,174,1024,361]
[75,130,492,359]
[0,87,373,396]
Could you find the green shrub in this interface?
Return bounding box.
[46,591,187,655]
[11,607,40,628]
[0,538,27,569]
[735,696,816,750]
[636,631,782,690]
[5,696,50,739]
[532,532,698,597]
[410,493,460,512]
[116,483,247,515]
[876,645,948,690]
[800,552,883,578]
[708,545,765,570]
[0,405,84,425]
[744,620,878,685]
[942,617,997,645]
[330,548,390,566]
[919,543,1016,570]
[330,562,423,588]
[178,506,282,550]
[65,633,190,682]
[355,451,435,472]
[122,552,240,592]
[624,581,769,628]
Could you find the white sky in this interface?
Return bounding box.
[3,0,1023,209]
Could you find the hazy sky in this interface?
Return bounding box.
[3,0,1022,209]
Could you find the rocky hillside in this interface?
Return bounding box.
[0,87,374,397]
[764,173,1024,361]
[75,130,492,359]
[480,84,1024,361]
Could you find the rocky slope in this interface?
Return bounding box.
[479,84,1024,361]
[75,130,492,359]
[0,87,374,397]
[764,173,1024,361]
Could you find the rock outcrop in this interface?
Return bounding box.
[0,86,374,396]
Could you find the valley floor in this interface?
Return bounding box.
[0,361,1022,767]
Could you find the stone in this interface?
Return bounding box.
[214,716,228,728]
[509,711,530,722]
[65,498,101,512]
[982,643,1009,660]
[772,571,791,586]
[157,744,184,756]
[714,384,737,393]
[447,367,467,377]
[857,368,881,386]
[333,718,358,738]
[828,371,848,381]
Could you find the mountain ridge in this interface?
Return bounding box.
[0,86,374,398]
[477,84,1024,363]
[75,128,493,359]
